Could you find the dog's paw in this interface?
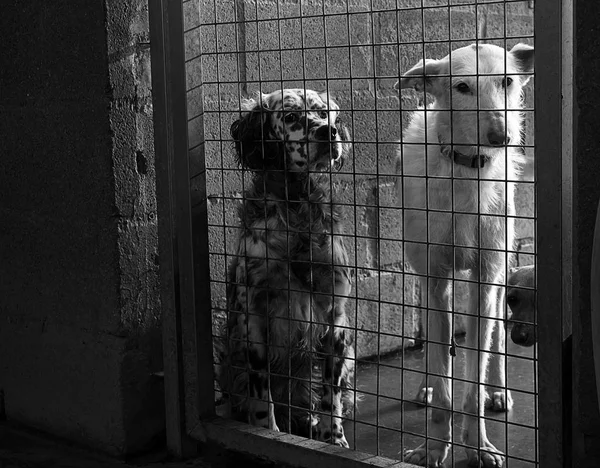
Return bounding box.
[314,416,349,448]
[415,386,433,406]
[465,442,505,467]
[403,440,450,467]
[249,414,280,432]
[485,390,513,412]
[248,402,280,431]
[249,414,280,431]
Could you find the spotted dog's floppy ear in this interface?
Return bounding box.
[394,58,446,93]
[230,97,272,170]
[318,91,332,107]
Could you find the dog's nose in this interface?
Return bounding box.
[315,125,337,141]
[487,129,510,146]
[511,325,530,345]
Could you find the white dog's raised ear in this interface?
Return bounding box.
[510,43,534,85]
[394,58,446,92]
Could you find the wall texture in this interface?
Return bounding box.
[0,1,162,456]
[185,0,535,358]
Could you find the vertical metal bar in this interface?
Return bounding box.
[561,0,574,343]
[149,0,198,457]
[149,0,215,456]
[181,1,216,425]
[535,0,572,466]
[561,2,574,466]
[189,2,216,422]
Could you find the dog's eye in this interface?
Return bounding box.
[455,82,470,94]
[318,110,328,119]
[502,77,513,88]
[284,113,298,123]
[507,295,518,307]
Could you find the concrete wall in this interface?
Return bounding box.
[0,1,162,456]
[186,0,535,358]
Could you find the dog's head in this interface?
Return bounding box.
[396,43,534,157]
[507,264,536,347]
[230,89,350,172]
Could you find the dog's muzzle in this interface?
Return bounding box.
[331,153,344,171]
[314,124,338,141]
[314,124,345,170]
[510,323,536,347]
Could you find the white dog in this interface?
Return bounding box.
[395,43,534,467]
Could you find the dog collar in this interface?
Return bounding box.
[438,135,490,169]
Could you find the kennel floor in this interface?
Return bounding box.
[346,336,537,467]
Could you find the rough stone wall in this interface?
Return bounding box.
[105,0,164,454]
[0,1,162,456]
[185,0,534,358]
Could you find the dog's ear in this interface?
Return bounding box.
[318,91,341,122]
[507,267,520,287]
[510,43,534,85]
[395,58,445,93]
[318,91,332,106]
[230,98,270,170]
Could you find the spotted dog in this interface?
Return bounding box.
[219,89,354,447]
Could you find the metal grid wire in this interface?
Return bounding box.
[183,0,537,465]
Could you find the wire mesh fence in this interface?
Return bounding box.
[183,0,537,466]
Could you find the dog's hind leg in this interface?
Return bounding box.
[404,276,453,467]
[461,267,506,467]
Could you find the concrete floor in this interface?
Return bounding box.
[0,424,277,468]
[345,337,538,467]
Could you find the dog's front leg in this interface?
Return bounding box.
[244,311,280,432]
[486,303,513,412]
[462,272,506,467]
[404,277,453,467]
[315,275,353,448]
[316,320,352,448]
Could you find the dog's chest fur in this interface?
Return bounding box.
[397,110,518,270]
[242,183,344,263]
[233,174,349,325]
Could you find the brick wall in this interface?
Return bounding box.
[185,0,535,358]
